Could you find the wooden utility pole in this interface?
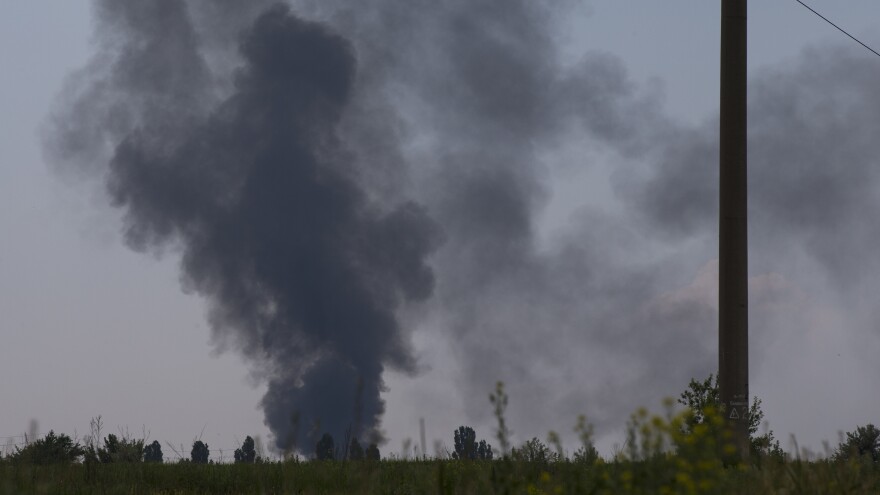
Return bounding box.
[719,0,749,458]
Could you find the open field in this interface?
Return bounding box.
[4,385,879,494]
[2,456,880,494]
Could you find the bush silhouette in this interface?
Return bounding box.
[348,438,365,460]
[365,443,380,461]
[679,373,783,460]
[452,426,493,460]
[834,424,880,462]
[143,440,163,463]
[234,436,257,464]
[315,433,335,461]
[98,434,144,463]
[190,441,209,464]
[11,431,84,465]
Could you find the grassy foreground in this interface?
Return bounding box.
[2,456,880,494]
[5,387,879,494]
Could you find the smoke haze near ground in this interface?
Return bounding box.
[46,1,880,453]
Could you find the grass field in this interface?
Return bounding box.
[4,385,878,494]
[2,455,880,494]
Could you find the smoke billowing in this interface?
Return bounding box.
[47,0,880,452]
[47,2,439,450]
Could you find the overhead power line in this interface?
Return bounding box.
[794,0,880,58]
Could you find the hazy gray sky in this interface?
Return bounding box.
[3,1,880,460]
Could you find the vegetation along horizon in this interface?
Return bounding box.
[2,378,879,494]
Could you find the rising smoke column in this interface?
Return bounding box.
[51,0,695,449]
[298,1,880,445]
[50,0,880,454]
[47,2,439,450]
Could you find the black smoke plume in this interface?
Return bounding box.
[49,0,880,452]
[47,2,438,450]
[46,0,729,448]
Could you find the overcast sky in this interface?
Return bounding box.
[3,1,880,461]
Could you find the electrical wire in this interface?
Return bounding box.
[794,0,880,58]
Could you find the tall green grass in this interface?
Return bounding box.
[3,392,879,494]
[2,454,879,494]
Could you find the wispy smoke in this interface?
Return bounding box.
[304,1,880,441]
[48,0,880,452]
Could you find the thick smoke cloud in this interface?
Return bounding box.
[47,2,439,450]
[300,1,880,444]
[289,0,719,435]
[48,0,880,453]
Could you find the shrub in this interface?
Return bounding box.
[678,373,783,461]
[511,437,557,463]
[613,403,729,492]
[98,433,144,463]
[11,431,84,465]
[834,424,880,462]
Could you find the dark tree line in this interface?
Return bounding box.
[4,381,879,465]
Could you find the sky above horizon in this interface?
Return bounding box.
[3,1,880,460]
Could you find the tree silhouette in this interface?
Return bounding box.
[453,426,476,460]
[452,426,493,460]
[678,373,783,460]
[190,440,209,464]
[98,434,143,463]
[365,443,380,461]
[834,424,880,462]
[348,438,365,460]
[98,434,120,463]
[234,436,257,464]
[10,431,84,465]
[315,433,335,461]
[143,440,163,463]
[477,439,493,460]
